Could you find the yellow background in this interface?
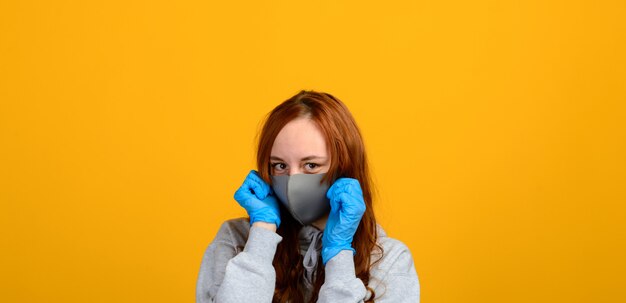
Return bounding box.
[1,1,625,302]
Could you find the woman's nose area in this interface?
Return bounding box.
[287,166,302,176]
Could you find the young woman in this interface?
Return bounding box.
[196,91,420,303]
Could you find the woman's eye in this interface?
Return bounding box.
[272,163,287,170]
[305,163,319,170]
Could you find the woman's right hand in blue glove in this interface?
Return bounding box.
[234,170,281,228]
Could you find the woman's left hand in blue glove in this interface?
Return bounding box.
[321,177,367,265]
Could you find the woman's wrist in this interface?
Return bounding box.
[245,221,282,261]
[252,221,277,232]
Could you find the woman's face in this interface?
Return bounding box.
[270,117,330,176]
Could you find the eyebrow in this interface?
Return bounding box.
[270,155,327,162]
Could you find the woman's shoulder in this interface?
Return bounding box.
[213,217,251,247]
[373,224,417,272]
[369,225,421,300]
[375,224,410,250]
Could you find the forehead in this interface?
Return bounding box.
[270,118,328,159]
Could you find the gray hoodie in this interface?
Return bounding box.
[195,217,420,302]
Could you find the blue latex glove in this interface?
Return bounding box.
[322,177,366,265]
[233,170,281,228]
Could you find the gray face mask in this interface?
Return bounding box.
[270,173,331,226]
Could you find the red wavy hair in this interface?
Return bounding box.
[255,90,383,303]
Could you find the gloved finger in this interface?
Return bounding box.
[234,170,266,204]
[328,178,362,216]
[343,178,364,197]
[336,192,366,219]
[234,180,255,205]
[326,178,342,199]
[327,178,363,205]
[245,170,270,200]
[328,185,347,214]
[327,177,355,200]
